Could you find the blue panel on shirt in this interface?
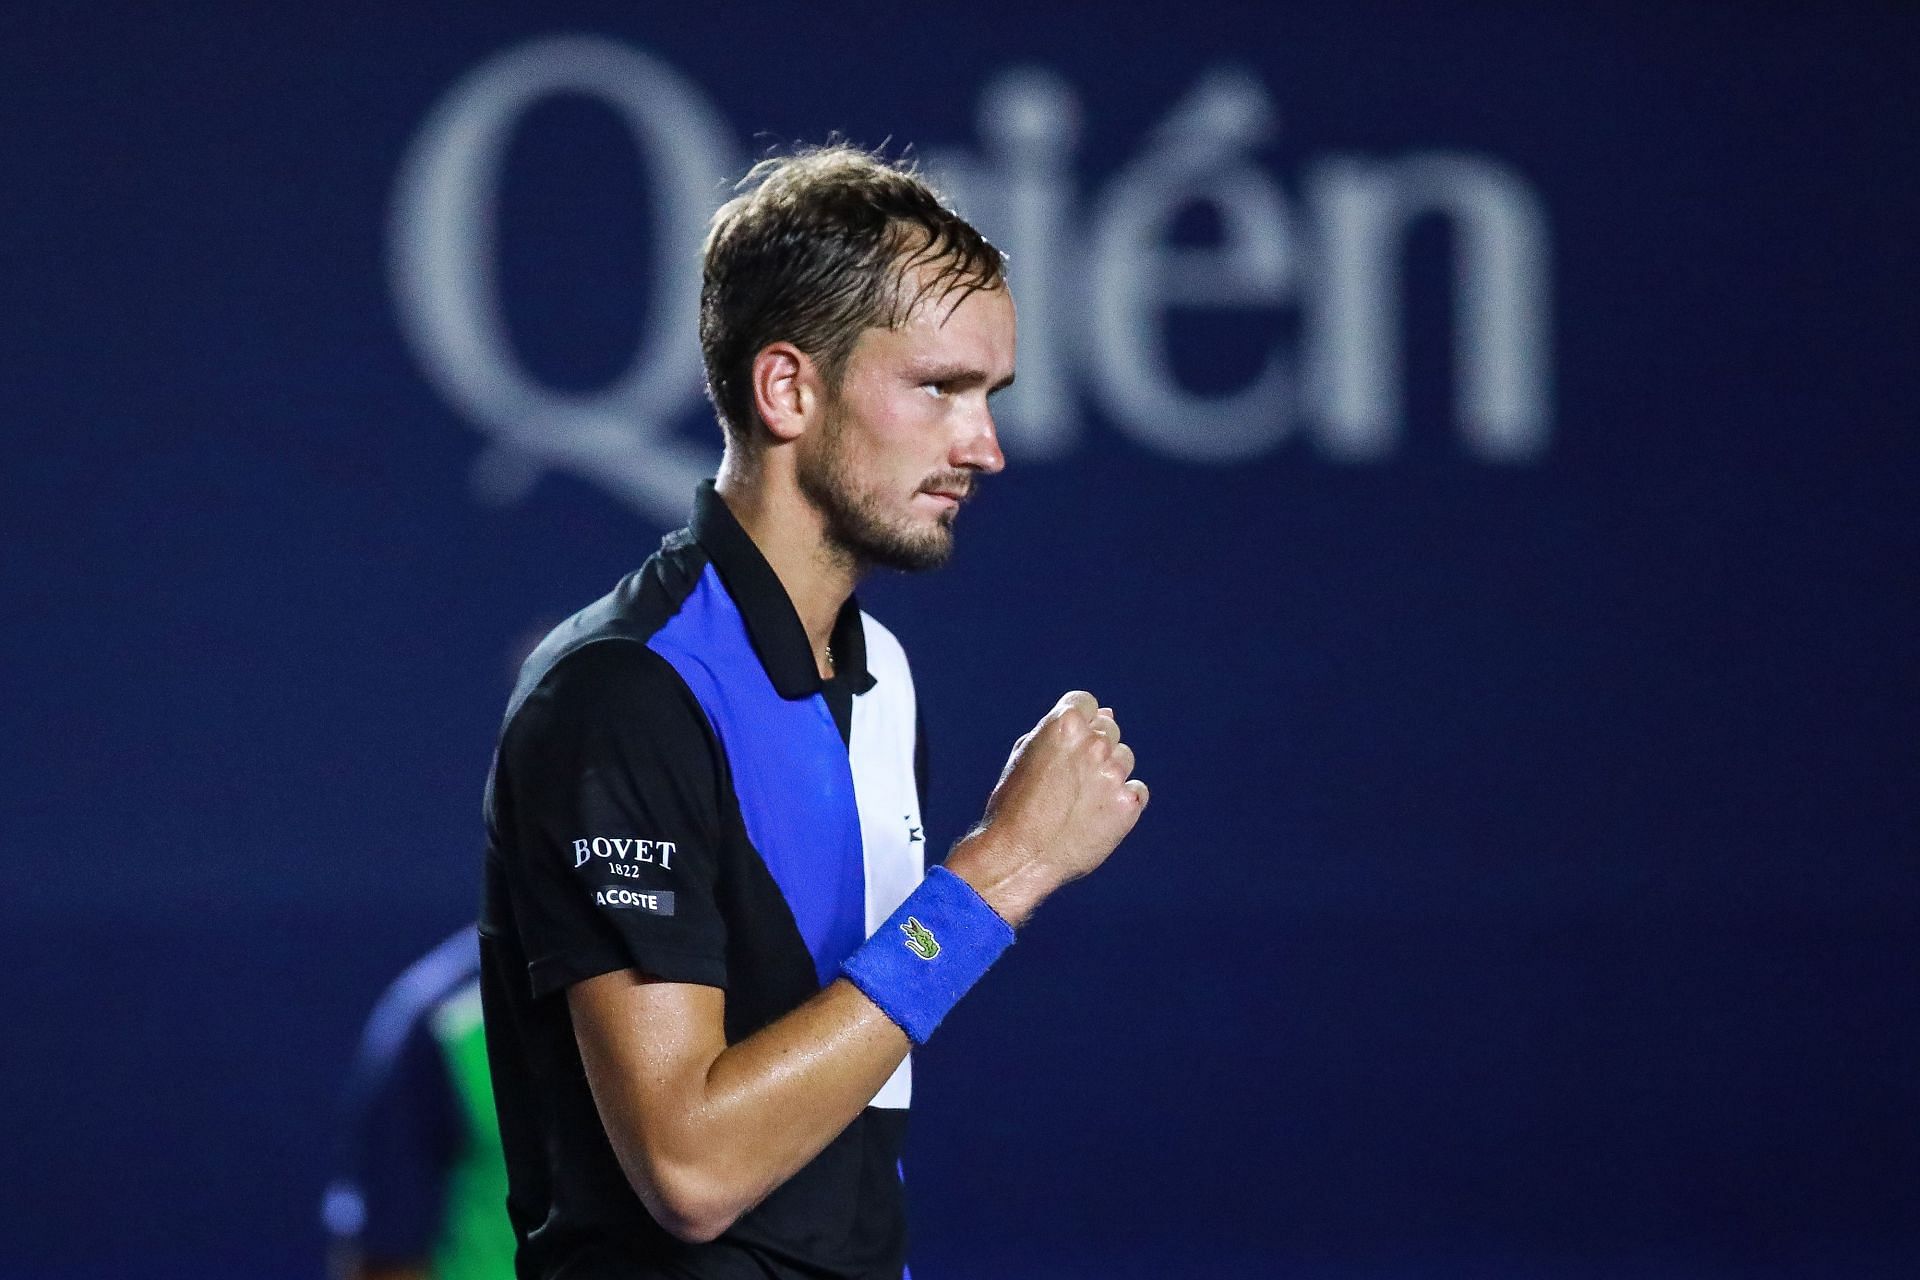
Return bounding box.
[648,564,866,987]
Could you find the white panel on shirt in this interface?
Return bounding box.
[850,611,924,1111]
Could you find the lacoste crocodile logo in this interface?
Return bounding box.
[900,917,941,960]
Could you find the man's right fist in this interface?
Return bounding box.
[944,692,1148,927]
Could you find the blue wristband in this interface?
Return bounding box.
[840,866,1015,1045]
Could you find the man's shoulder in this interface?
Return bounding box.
[504,535,711,727]
[505,638,710,758]
[490,625,724,835]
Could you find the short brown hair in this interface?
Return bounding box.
[699,143,1005,444]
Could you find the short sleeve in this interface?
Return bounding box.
[497,640,729,997]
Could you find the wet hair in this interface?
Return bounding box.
[699,143,1005,444]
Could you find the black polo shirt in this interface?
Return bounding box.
[478,482,929,1280]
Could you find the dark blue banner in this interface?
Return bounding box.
[4,4,1914,1276]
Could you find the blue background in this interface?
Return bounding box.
[3,3,1914,1276]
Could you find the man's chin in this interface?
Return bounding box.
[880,536,954,574]
[815,486,959,573]
[855,523,954,573]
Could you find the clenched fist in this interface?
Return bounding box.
[944,691,1148,927]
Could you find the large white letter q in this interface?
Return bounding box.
[390,36,741,523]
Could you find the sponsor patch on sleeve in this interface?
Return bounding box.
[571,834,682,915]
[573,836,676,871]
[592,887,676,916]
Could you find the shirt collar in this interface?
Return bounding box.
[689,480,874,699]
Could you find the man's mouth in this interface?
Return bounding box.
[918,476,973,505]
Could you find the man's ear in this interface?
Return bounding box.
[750,342,822,444]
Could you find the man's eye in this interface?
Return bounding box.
[922,381,949,399]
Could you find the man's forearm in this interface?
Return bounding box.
[571,971,909,1243]
[696,978,911,1193]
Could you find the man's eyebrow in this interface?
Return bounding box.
[911,363,1018,394]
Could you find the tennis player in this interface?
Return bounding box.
[478,144,1147,1279]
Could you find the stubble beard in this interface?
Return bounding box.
[797,409,962,574]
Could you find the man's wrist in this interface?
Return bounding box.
[940,831,1058,929]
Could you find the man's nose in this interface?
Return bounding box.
[952,404,1006,475]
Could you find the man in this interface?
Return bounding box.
[325,928,516,1280]
[479,145,1148,1279]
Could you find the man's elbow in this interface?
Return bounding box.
[635,1162,749,1245]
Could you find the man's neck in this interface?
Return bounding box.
[713,467,858,679]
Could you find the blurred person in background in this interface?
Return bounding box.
[324,927,515,1280]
